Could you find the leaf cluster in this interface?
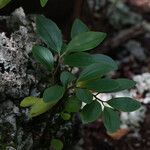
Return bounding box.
[20,16,141,149]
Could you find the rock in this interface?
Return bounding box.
[0,27,35,101]
[120,106,146,129]
[125,40,146,61]
[107,0,142,29]
[133,73,150,95]
[8,7,28,30]
[0,7,43,102]
[0,7,47,149]
[0,100,33,150]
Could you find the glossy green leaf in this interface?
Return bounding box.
[61,112,71,120]
[51,139,63,150]
[66,31,107,52]
[63,52,117,69]
[40,0,48,7]
[60,43,67,55]
[107,97,141,112]
[71,18,89,39]
[32,45,54,71]
[102,107,120,133]
[64,52,93,67]
[78,78,119,93]
[78,63,116,82]
[43,85,65,103]
[110,79,136,92]
[64,96,82,113]
[36,15,62,53]
[20,97,37,107]
[0,0,11,9]
[92,54,118,70]
[29,99,56,117]
[76,88,93,104]
[60,71,76,87]
[80,100,102,123]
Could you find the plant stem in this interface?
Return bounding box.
[93,94,105,105]
[52,55,61,84]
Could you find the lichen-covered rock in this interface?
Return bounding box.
[0,7,46,149]
[0,8,42,101]
[0,100,33,150]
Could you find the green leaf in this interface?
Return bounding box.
[64,52,93,67]
[76,88,93,104]
[0,0,11,9]
[51,139,63,150]
[63,52,117,69]
[60,42,67,55]
[107,97,141,112]
[71,18,89,39]
[20,97,56,117]
[110,79,136,92]
[78,78,119,93]
[102,107,120,133]
[61,112,71,120]
[92,54,118,70]
[66,31,107,52]
[29,99,56,117]
[32,45,54,71]
[78,63,116,82]
[43,85,65,103]
[64,96,82,113]
[20,97,37,107]
[40,0,48,7]
[60,71,76,87]
[36,15,62,53]
[80,100,102,123]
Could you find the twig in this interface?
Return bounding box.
[93,94,105,105]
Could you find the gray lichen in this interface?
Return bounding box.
[0,8,44,149]
[0,8,42,101]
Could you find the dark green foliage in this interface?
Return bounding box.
[20,16,141,136]
[64,96,82,113]
[36,15,62,53]
[71,18,89,39]
[67,31,106,52]
[51,139,63,150]
[107,97,141,112]
[40,0,48,7]
[60,71,76,87]
[76,88,93,104]
[77,63,116,82]
[102,107,120,133]
[110,79,136,92]
[80,100,102,123]
[43,85,65,102]
[32,45,54,71]
[79,78,119,93]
